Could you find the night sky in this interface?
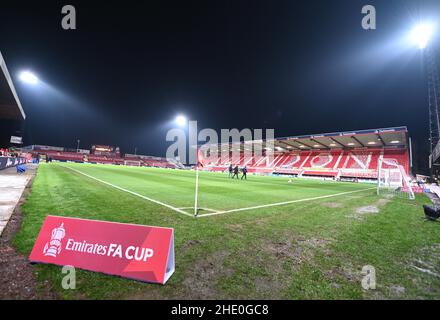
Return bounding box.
[1,0,440,172]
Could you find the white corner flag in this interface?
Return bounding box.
[194,148,206,217]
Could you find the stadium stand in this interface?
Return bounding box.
[20,127,410,181]
[124,154,178,168]
[24,145,179,169]
[1,51,27,170]
[202,127,411,181]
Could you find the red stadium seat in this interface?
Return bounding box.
[205,147,409,179]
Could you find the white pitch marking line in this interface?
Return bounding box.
[178,207,219,213]
[61,165,194,217]
[197,187,376,218]
[200,207,219,213]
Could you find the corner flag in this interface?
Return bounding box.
[194,148,206,217]
[197,148,206,167]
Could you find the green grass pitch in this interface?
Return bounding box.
[13,162,440,299]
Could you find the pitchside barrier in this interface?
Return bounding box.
[0,156,26,170]
[29,215,175,284]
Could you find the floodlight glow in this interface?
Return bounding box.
[19,71,39,85]
[175,115,187,126]
[410,23,435,49]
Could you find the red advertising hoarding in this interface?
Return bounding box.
[29,215,174,284]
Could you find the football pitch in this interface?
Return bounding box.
[13,162,440,299]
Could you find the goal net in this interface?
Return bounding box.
[377,158,415,200]
[124,160,141,167]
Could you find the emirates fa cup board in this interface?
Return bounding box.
[29,215,175,284]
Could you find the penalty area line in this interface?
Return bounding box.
[60,165,194,218]
[197,187,377,218]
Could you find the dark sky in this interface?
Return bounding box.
[1,0,439,171]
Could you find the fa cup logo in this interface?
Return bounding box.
[43,223,66,257]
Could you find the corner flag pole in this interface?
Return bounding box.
[194,163,199,217]
[194,148,206,217]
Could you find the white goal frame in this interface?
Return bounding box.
[377,158,415,200]
[124,160,142,167]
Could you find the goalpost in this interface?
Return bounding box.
[124,160,142,167]
[377,158,415,200]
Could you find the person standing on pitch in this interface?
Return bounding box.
[232,165,239,179]
[241,166,247,180]
[228,164,233,178]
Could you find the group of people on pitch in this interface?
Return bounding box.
[228,164,248,180]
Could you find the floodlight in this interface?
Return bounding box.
[175,115,187,126]
[19,70,39,85]
[410,23,435,49]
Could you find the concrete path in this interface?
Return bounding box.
[0,164,38,236]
